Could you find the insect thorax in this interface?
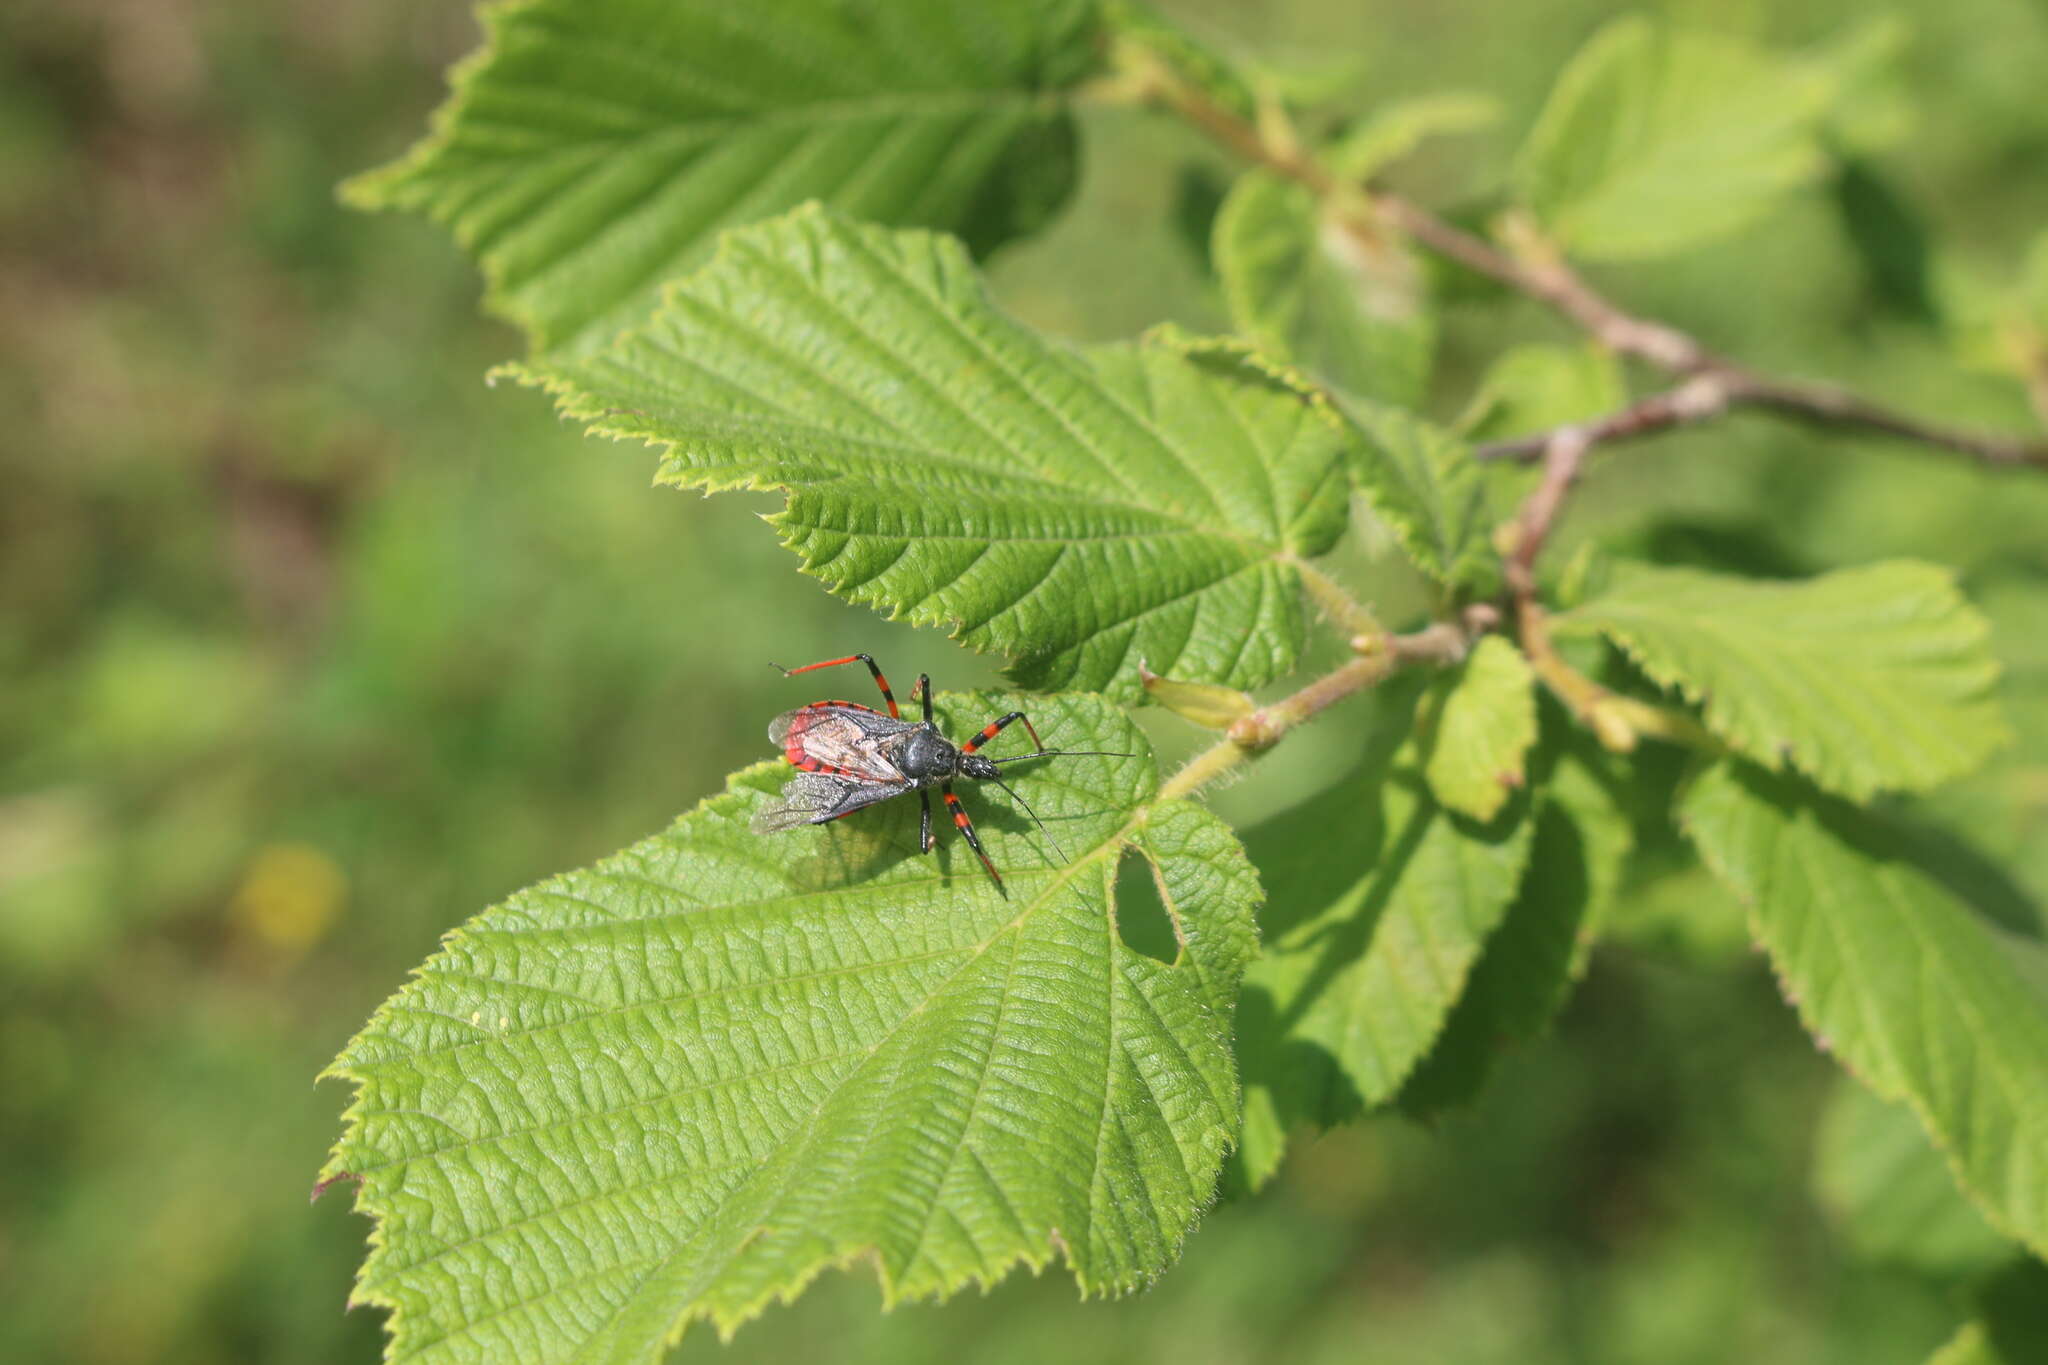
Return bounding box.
[892,727,957,782]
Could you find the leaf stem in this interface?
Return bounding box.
[1156,622,1468,802]
[1292,558,1388,645]
[1516,596,1720,756]
[1501,428,1713,755]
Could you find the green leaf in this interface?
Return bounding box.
[1243,52,1369,108]
[1402,722,1633,1114]
[1554,559,2008,800]
[1515,17,1841,259]
[1832,157,1938,326]
[1422,635,1537,822]
[1235,701,1535,1186]
[1814,1080,2012,1279]
[1167,162,1231,276]
[1812,16,1916,156]
[1973,1261,2048,1363]
[1929,1322,1999,1365]
[321,692,1261,1361]
[1102,0,1257,120]
[1327,92,1502,183]
[1925,569,2048,916]
[346,0,1100,355]
[1683,761,2048,1261]
[1336,398,1491,590]
[1927,1262,2048,1365]
[511,208,1350,700]
[1458,341,1626,444]
[1213,171,1435,408]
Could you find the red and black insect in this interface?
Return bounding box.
[750,654,1126,891]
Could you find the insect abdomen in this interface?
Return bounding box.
[781,701,882,777]
[780,706,819,767]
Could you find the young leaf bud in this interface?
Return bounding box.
[1139,660,1257,730]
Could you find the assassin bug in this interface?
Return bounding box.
[750,654,1128,891]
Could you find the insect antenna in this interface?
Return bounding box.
[988,748,1134,765]
[989,777,1069,864]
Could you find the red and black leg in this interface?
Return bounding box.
[943,782,1002,890]
[959,710,1045,757]
[771,653,901,719]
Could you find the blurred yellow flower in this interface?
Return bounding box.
[227,842,345,961]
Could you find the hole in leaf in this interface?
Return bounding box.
[1114,847,1180,965]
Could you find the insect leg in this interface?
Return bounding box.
[918,787,935,854]
[943,782,1002,890]
[771,654,901,719]
[959,711,1045,756]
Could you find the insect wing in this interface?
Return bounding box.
[751,772,855,833]
[751,771,911,834]
[769,702,915,782]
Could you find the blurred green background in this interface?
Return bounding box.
[4,0,2046,1361]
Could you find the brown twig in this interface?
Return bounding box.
[1475,375,1732,464]
[1503,426,1721,755]
[1376,196,1709,372]
[1504,425,1594,600]
[1385,199,2048,469]
[1731,373,2048,468]
[1504,427,1617,737]
[1498,432,1609,740]
[1473,370,2048,469]
[1133,74,2048,473]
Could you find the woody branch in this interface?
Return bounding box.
[1133,69,2048,474]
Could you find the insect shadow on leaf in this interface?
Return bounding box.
[750,653,1131,894]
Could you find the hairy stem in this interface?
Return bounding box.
[1292,558,1388,643]
[1157,631,1429,802]
[1516,597,1719,756]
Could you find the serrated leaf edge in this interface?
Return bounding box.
[498,206,1355,694]
[344,0,1093,355]
[320,745,1266,1356]
[1556,561,2008,800]
[1678,765,2047,1263]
